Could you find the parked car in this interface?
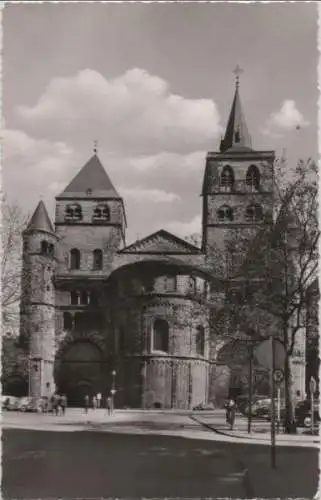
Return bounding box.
[295,399,320,428]
[236,395,270,416]
[192,402,215,411]
[2,395,20,411]
[240,397,286,420]
[17,396,51,413]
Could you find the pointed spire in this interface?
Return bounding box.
[58,154,120,199]
[220,67,252,152]
[25,200,54,234]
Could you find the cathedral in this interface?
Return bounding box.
[19,76,304,408]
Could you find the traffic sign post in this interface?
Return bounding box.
[309,377,317,435]
[273,369,284,434]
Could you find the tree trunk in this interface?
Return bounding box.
[283,352,297,434]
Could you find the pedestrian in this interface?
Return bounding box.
[60,394,67,415]
[92,395,97,410]
[106,396,112,416]
[52,393,60,416]
[97,392,102,409]
[84,394,89,414]
[225,398,236,430]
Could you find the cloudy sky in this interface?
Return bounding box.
[3,2,318,244]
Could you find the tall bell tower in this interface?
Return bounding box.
[202,68,275,274]
[20,201,58,398]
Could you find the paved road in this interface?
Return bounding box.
[3,429,250,498]
[3,428,318,499]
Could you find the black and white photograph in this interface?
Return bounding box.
[2,2,319,499]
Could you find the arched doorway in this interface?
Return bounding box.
[56,341,104,406]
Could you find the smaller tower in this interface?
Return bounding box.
[20,201,58,398]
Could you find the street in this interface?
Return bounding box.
[3,425,318,499]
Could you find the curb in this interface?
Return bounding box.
[190,416,320,447]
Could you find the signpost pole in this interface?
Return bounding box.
[248,343,253,434]
[270,334,276,469]
[309,377,316,435]
[276,386,281,434]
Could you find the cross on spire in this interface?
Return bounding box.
[93,140,98,155]
[233,65,243,89]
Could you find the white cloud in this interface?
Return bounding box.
[16,68,222,156]
[119,186,180,203]
[263,100,309,137]
[165,215,202,238]
[3,129,79,215]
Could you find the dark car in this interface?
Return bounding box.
[192,402,215,411]
[295,399,320,428]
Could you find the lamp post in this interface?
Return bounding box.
[111,369,116,413]
[247,342,254,434]
[309,376,317,435]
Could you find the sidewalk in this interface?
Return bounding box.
[193,414,320,448]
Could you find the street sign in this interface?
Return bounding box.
[254,339,285,371]
[309,377,317,395]
[273,369,284,384]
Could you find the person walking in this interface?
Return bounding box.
[52,393,60,416]
[84,394,89,414]
[92,395,97,410]
[225,398,236,430]
[106,396,112,416]
[96,392,102,409]
[60,394,67,416]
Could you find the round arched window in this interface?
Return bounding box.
[153,319,169,352]
[246,165,260,191]
[220,165,235,191]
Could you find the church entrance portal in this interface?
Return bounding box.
[56,341,104,407]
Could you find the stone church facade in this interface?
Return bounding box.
[19,78,304,408]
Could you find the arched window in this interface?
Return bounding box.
[70,248,80,270]
[63,312,73,331]
[41,240,48,255]
[196,325,205,356]
[188,277,196,295]
[246,165,260,191]
[245,204,263,222]
[80,291,90,305]
[70,291,79,305]
[48,243,55,257]
[204,281,210,300]
[93,249,103,270]
[65,204,82,221]
[153,319,169,352]
[93,204,110,221]
[220,165,235,191]
[164,275,176,292]
[217,205,234,222]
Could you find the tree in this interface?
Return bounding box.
[2,198,28,334]
[214,158,318,433]
[1,334,29,396]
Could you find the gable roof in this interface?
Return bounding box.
[120,229,203,255]
[25,200,54,234]
[58,154,120,199]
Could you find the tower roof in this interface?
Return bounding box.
[58,154,120,199]
[25,200,54,234]
[220,75,252,153]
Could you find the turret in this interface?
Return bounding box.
[20,201,58,398]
